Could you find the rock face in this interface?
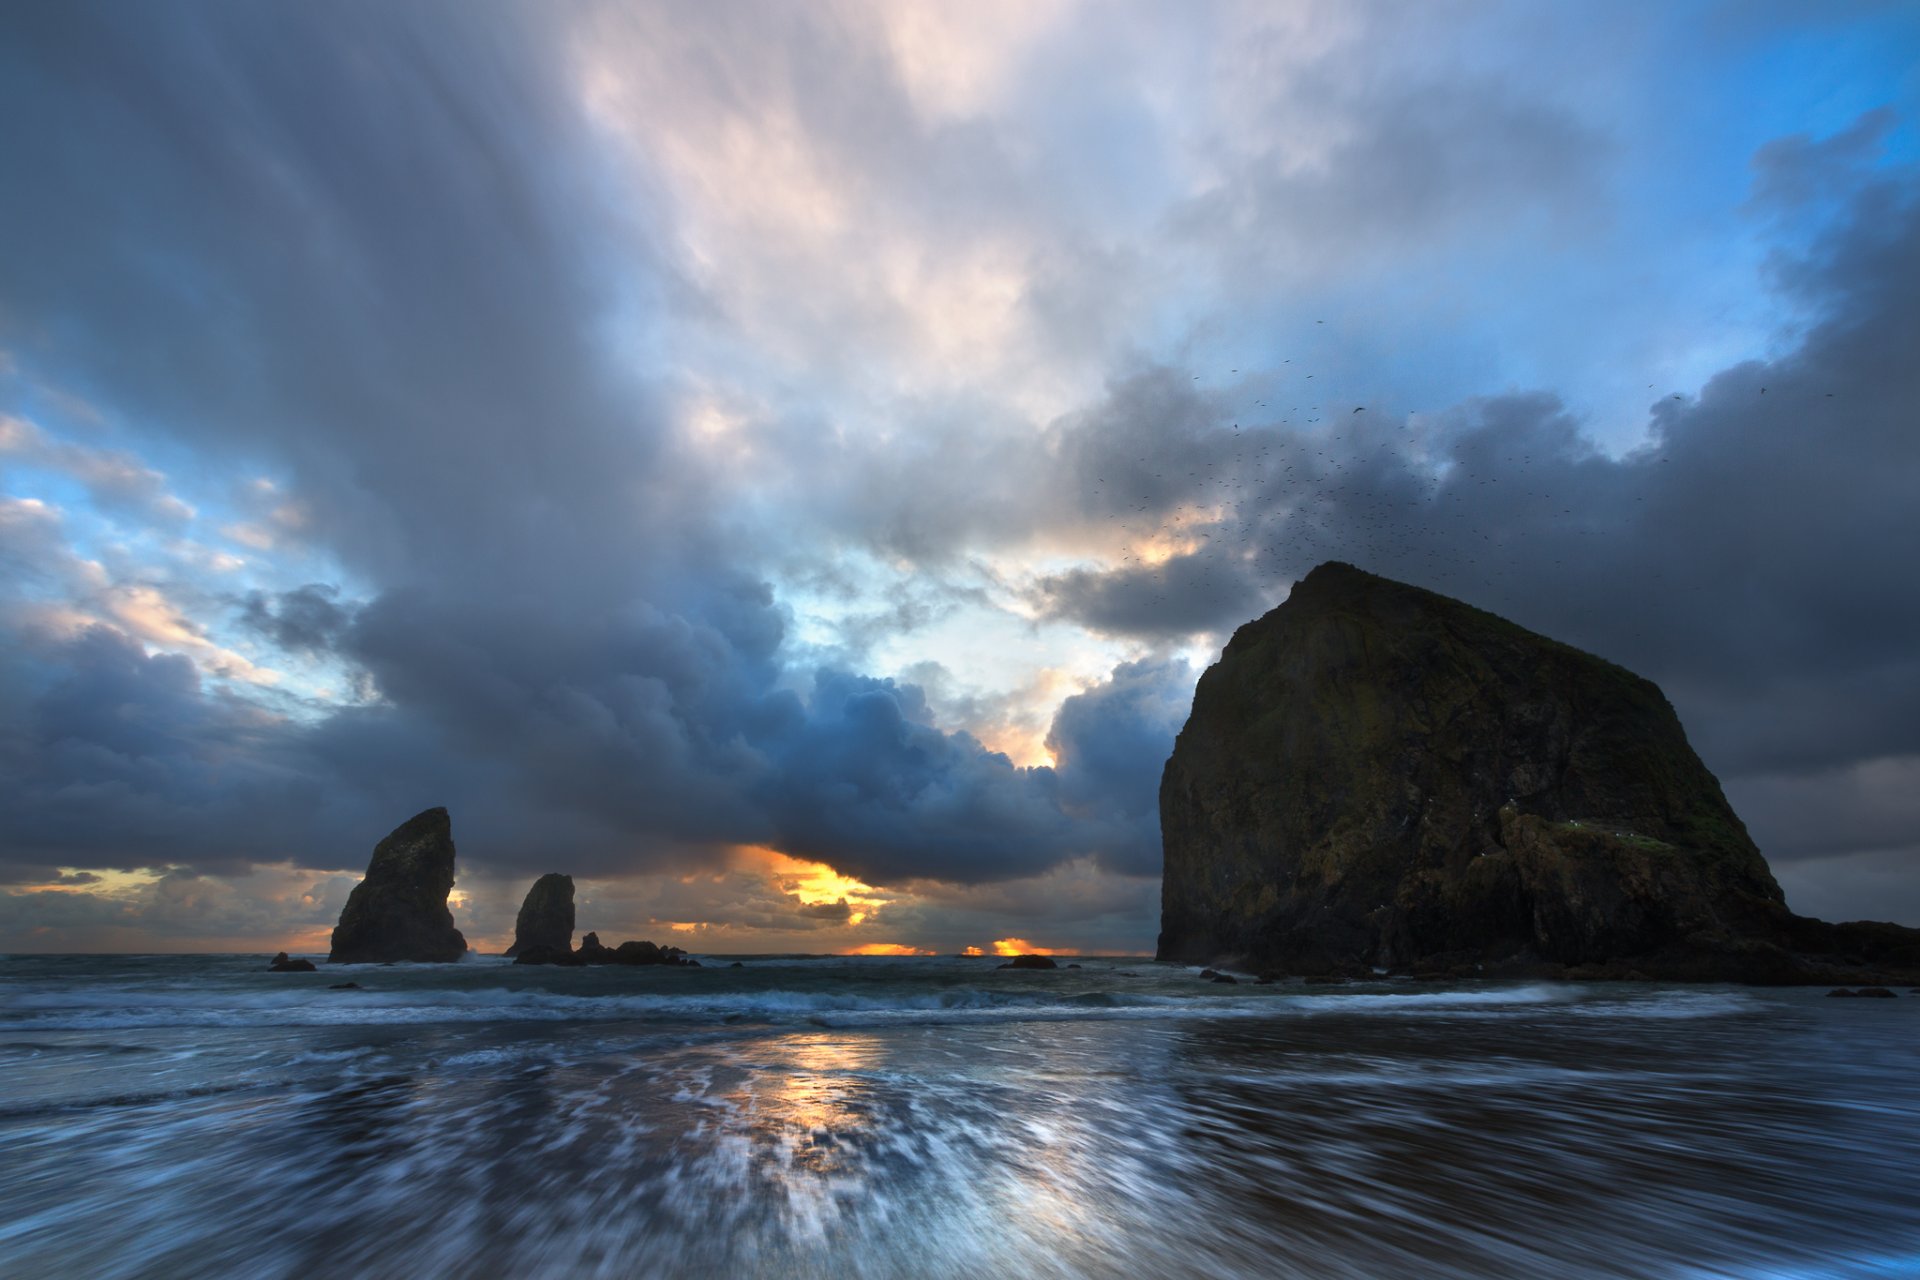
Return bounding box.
[1158,563,1920,983]
[328,808,469,964]
[504,874,576,958]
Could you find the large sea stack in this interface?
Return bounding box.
[505,873,576,958]
[1158,562,1920,983]
[328,808,469,964]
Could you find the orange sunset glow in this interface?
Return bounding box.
[991,937,1066,957]
[727,844,894,925]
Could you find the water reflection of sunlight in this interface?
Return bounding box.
[749,1033,886,1179]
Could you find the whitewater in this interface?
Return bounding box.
[2,953,1916,1278]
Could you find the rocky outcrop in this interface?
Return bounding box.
[504,873,575,958]
[327,808,468,964]
[268,951,315,972]
[514,932,699,967]
[1158,562,1920,984]
[997,954,1058,970]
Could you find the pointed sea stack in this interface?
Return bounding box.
[1158,562,1920,983]
[327,808,469,964]
[505,873,575,958]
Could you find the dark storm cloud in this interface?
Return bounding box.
[757,670,1101,885]
[0,623,365,879]
[238,585,354,656]
[1044,658,1194,876]
[0,0,690,593]
[1036,555,1268,638]
[1747,106,1897,216]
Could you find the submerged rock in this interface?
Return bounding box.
[1158,563,1920,984]
[268,951,316,972]
[505,874,575,959]
[327,808,469,965]
[1828,986,1897,999]
[997,954,1058,970]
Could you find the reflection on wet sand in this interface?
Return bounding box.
[3,975,1917,1279]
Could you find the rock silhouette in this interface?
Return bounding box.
[327,808,468,964]
[1159,562,1920,983]
[504,873,575,958]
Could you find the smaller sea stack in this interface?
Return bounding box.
[505,873,575,958]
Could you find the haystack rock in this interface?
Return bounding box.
[1158,562,1920,983]
[504,873,575,958]
[327,808,468,964]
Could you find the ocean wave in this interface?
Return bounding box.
[0,981,1279,1032]
[0,973,1762,1034]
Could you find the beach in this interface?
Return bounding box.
[3,955,1917,1278]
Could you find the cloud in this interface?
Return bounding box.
[0,414,196,527]
[238,585,355,656]
[1747,106,1898,218]
[0,1,1914,950]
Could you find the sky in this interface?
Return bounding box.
[1,0,1917,955]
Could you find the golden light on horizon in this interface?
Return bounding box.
[24,868,159,895]
[847,942,935,956]
[962,945,984,956]
[991,936,1066,956]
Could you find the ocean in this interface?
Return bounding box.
[1,953,1915,1279]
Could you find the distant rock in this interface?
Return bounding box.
[268,951,316,972]
[612,940,664,965]
[1158,562,1920,985]
[1828,987,1897,998]
[505,873,575,959]
[512,944,584,967]
[327,808,469,965]
[329,982,361,990]
[997,954,1058,970]
[516,933,699,967]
